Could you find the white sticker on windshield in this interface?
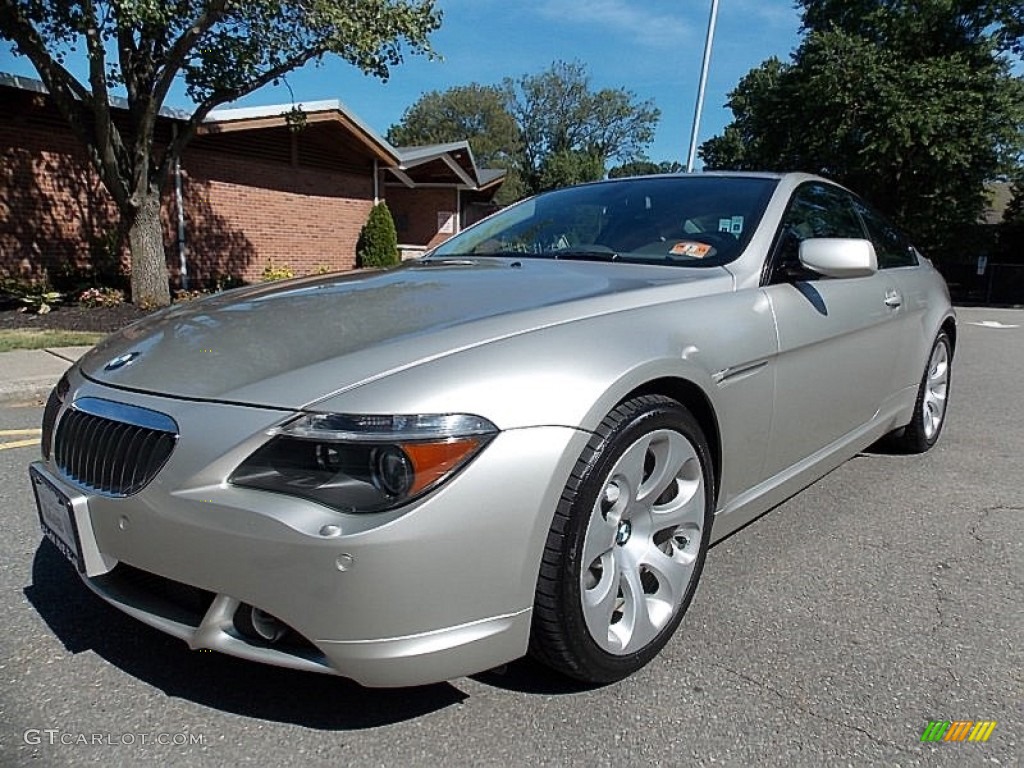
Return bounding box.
[730,216,744,235]
[718,218,732,233]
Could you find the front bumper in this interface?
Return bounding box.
[34,375,590,686]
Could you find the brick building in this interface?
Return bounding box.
[0,73,505,286]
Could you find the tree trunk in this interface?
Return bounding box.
[127,190,171,307]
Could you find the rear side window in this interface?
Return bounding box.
[767,182,865,283]
[853,200,917,269]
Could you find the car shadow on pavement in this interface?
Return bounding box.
[472,659,601,695]
[24,542,467,729]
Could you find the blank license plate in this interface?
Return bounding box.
[30,466,83,572]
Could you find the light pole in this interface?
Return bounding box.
[686,0,720,172]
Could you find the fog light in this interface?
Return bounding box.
[235,605,287,643]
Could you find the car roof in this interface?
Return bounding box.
[570,171,830,192]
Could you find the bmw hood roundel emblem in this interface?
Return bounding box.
[104,351,141,371]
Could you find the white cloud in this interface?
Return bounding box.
[536,0,694,49]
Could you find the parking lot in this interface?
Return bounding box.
[0,306,1020,767]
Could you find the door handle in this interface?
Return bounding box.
[884,291,902,308]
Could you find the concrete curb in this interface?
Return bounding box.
[0,378,59,404]
[0,347,92,405]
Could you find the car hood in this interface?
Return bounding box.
[78,258,734,408]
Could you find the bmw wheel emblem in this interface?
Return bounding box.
[104,351,141,371]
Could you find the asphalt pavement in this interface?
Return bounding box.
[0,307,1020,767]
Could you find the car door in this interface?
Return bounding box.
[851,197,925,396]
[760,182,904,478]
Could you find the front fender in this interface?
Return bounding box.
[312,290,779,511]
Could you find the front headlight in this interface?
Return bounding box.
[229,413,498,513]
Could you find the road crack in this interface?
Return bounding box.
[928,505,1022,685]
[707,661,914,756]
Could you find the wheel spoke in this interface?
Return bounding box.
[640,546,694,606]
[637,432,695,505]
[582,508,618,568]
[612,436,655,500]
[652,477,705,529]
[582,551,621,645]
[617,557,660,652]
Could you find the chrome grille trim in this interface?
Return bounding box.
[54,397,178,497]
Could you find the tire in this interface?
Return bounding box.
[890,330,952,453]
[529,395,715,683]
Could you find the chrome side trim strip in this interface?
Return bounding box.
[712,360,769,386]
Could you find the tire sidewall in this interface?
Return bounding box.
[555,399,715,681]
[914,331,952,450]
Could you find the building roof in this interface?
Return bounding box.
[204,104,506,190]
[0,71,192,120]
[203,98,400,166]
[1,72,505,192]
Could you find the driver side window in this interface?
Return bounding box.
[768,183,865,283]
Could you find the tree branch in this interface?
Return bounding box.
[156,46,327,181]
[81,0,138,211]
[112,1,140,104]
[0,0,132,208]
[151,0,230,109]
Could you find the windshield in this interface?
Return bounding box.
[432,175,778,267]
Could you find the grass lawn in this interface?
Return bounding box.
[0,329,105,353]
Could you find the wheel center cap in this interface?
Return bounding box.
[615,520,632,546]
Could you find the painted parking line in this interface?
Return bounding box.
[966,320,1020,329]
[0,438,40,451]
[0,428,42,451]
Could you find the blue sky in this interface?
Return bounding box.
[0,0,803,165]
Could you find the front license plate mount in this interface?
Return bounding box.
[30,465,85,573]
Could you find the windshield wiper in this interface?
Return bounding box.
[429,248,621,263]
[550,247,620,262]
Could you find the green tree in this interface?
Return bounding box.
[537,149,605,190]
[799,0,1024,57]
[608,159,685,178]
[700,1,1024,256]
[388,61,660,201]
[506,61,660,194]
[386,83,524,203]
[357,201,399,267]
[0,0,439,306]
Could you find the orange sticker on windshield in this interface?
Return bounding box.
[670,241,712,258]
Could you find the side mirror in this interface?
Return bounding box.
[799,238,878,278]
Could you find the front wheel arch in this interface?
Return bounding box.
[626,377,722,508]
[941,316,957,355]
[529,395,716,683]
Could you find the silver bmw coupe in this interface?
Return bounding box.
[30,172,954,687]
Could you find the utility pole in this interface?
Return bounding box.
[686,0,720,173]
